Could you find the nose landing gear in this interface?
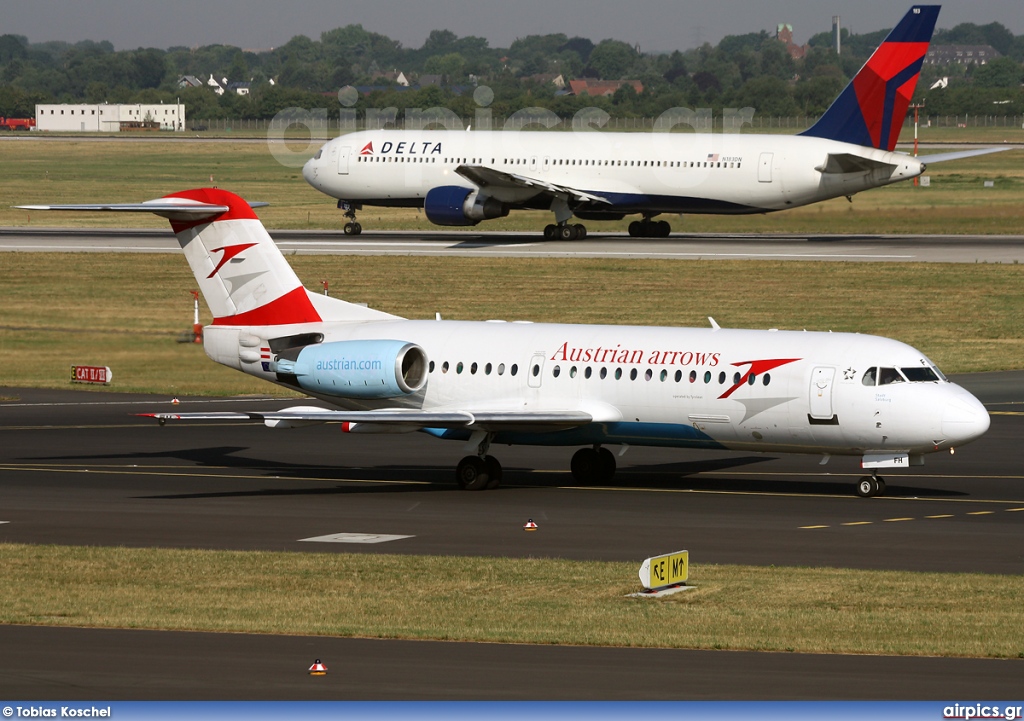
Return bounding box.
[338,200,362,235]
[855,474,886,498]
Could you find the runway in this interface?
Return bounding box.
[2,226,1024,263]
[1,375,1022,699]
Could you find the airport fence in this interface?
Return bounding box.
[191,115,1024,133]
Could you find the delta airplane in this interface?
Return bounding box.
[22,188,990,497]
[303,5,1008,239]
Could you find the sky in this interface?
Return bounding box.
[2,0,1022,53]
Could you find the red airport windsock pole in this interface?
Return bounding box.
[191,290,203,343]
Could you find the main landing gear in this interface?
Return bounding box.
[453,441,618,490]
[855,473,887,498]
[628,217,671,238]
[339,200,362,236]
[544,222,587,241]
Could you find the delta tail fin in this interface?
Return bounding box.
[18,188,397,326]
[800,5,939,151]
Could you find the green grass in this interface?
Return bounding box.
[2,543,1022,658]
[1,254,1022,394]
[1,137,1022,234]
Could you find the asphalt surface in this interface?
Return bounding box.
[2,226,1024,263]
[1,376,1022,699]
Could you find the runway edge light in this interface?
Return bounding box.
[632,550,693,598]
[523,519,538,531]
[308,659,327,676]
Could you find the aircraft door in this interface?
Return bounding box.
[527,353,545,388]
[809,367,836,420]
[337,146,350,175]
[758,152,773,183]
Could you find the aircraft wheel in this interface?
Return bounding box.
[543,224,558,240]
[628,221,641,237]
[352,222,362,235]
[855,475,881,498]
[657,220,671,238]
[574,224,587,240]
[484,455,503,489]
[559,224,578,241]
[343,222,357,235]
[595,446,617,484]
[570,447,598,483]
[456,456,490,490]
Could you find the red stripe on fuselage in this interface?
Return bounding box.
[718,358,801,399]
[212,286,322,326]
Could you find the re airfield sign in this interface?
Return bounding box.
[638,550,689,591]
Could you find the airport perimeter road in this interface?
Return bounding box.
[2,227,1023,263]
[1,374,1021,574]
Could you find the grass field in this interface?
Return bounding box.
[2,544,1022,658]
[1,254,1022,395]
[1,136,1022,234]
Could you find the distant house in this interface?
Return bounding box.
[417,74,444,87]
[568,79,643,97]
[926,45,1001,66]
[177,75,203,89]
[207,75,225,96]
[371,69,410,86]
[525,73,566,89]
[227,82,251,96]
[776,24,808,60]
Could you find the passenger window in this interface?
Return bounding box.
[733,372,741,385]
[570,366,578,378]
[429,361,435,373]
[532,364,540,377]
[704,371,711,383]
[748,374,756,385]
[442,361,449,374]
[511,364,518,376]
[584,367,592,379]
[600,367,607,379]
[763,373,771,386]
[660,370,668,382]
[615,368,622,380]
[457,362,464,374]
[630,369,638,381]
[718,372,726,384]
[689,370,696,383]
[878,367,904,385]
[470,362,478,375]
[497,363,505,375]
[485,363,492,375]
[862,368,877,386]
[552,365,560,378]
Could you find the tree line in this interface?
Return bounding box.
[1,20,1022,122]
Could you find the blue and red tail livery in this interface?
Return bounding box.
[801,5,939,151]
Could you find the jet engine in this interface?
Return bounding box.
[273,339,428,399]
[424,186,508,226]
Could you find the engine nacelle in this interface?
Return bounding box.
[274,339,428,399]
[424,186,508,226]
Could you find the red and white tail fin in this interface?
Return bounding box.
[19,188,397,326]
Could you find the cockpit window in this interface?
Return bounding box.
[861,368,877,386]
[313,149,323,160]
[877,367,905,385]
[901,366,940,382]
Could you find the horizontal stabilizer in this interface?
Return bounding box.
[917,146,1012,166]
[815,153,898,174]
[456,165,610,204]
[143,408,593,432]
[14,198,268,222]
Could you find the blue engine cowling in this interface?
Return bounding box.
[274,340,428,399]
[424,185,508,226]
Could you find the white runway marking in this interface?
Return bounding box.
[299,532,413,544]
[0,398,279,408]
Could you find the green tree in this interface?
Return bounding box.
[972,57,1023,88]
[587,40,637,79]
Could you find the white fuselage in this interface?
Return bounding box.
[303,130,925,218]
[206,317,989,459]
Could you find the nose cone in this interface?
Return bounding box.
[302,156,318,187]
[942,387,990,446]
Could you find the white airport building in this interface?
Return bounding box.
[34,103,186,132]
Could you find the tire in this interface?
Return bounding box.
[595,447,617,484]
[657,220,671,237]
[352,222,362,235]
[543,224,557,240]
[456,456,489,490]
[570,447,598,483]
[628,221,641,237]
[343,222,356,236]
[559,224,578,241]
[855,476,878,498]
[574,224,587,240]
[484,455,503,489]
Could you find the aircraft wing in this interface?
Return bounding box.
[142,408,593,432]
[916,146,1012,165]
[456,164,611,204]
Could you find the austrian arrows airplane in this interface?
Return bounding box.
[23,189,990,497]
[303,5,1007,239]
